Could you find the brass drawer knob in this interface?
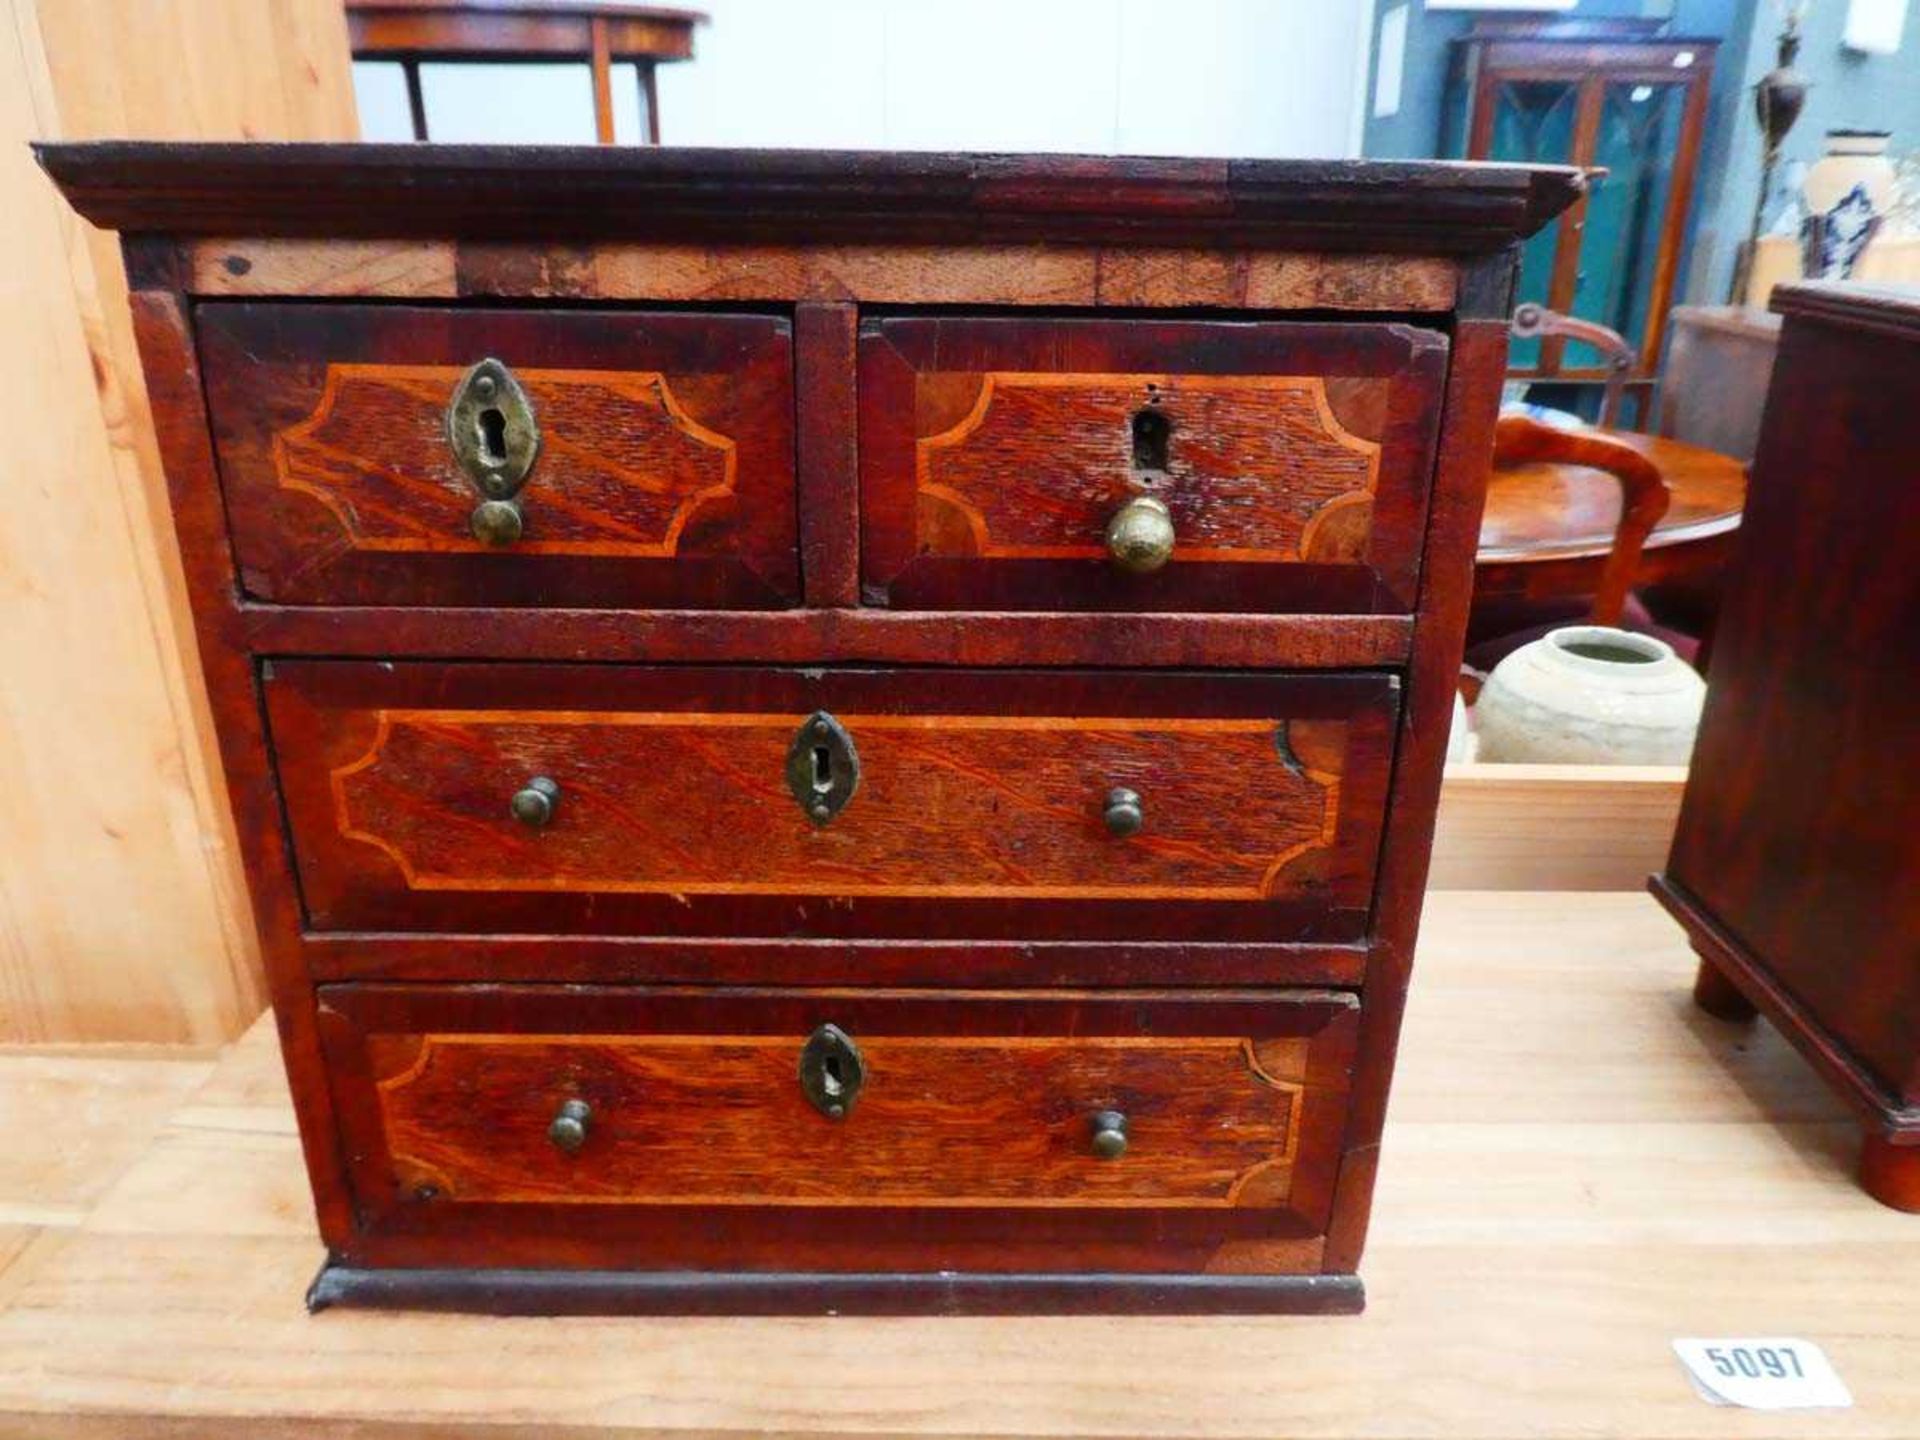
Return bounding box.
[469,497,524,547]
[510,775,560,827]
[1103,787,1144,838]
[548,1098,591,1154]
[1089,1109,1129,1159]
[1104,494,1175,574]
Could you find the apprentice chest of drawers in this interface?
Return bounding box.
[1656,282,1920,1213]
[41,143,1579,1314]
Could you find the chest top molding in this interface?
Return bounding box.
[1772,281,1920,344]
[36,143,1582,256]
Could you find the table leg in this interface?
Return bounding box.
[590,19,616,145]
[402,59,428,142]
[641,62,661,144]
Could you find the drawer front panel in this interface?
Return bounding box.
[268,663,1398,941]
[318,985,1359,1272]
[860,316,1447,612]
[198,303,797,607]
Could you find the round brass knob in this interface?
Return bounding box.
[1103,787,1144,838]
[548,1098,591,1154]
[470,497,524,546]
[1104,494,1175,574]
[510,776,560,828]
[1089,1109,1129,1160]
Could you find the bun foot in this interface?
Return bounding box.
[1691,956,1758,1021]
[1859,1133,1920,1213]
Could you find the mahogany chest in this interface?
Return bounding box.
[1655,282,1920,1212]
[41,143,1579,1313]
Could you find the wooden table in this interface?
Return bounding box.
[346,1,706,144]
[4,891,1917,1438]
[1474,427,1748,623]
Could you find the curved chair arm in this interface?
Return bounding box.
[1492,414,1671,627]
[1511,303,1638,427]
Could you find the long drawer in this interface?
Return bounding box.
[266,662,1399,941]
[317,984,1360,1273]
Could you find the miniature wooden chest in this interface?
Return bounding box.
[1656,282,1920,1212]
[40,142,1579,1313]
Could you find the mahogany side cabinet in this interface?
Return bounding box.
[38,143,1580,1313]
[1655,282,1920,1213]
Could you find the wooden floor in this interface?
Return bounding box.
[0,891,1914,1439]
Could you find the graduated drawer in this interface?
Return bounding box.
[266,661,1399,942]
[317,984,1359,1273]
[197,303,798,607]
[859,315,1448,612]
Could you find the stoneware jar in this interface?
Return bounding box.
[1447,690,1477,766]
[1474,626,1705,765]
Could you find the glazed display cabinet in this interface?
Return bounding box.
[1450,20,1716,415]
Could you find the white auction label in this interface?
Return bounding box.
[1672,1338,1853,1410]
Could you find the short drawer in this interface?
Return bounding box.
[859,316,1448,612]
[317,985,1359,1273]
[266,661,1398,942]
[198,303,797,607]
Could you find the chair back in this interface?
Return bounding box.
[1491,414,1670,626]
[1510,304,1637,428]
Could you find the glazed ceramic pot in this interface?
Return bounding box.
[1802,130,1896,280]
[1474,626,1705,765]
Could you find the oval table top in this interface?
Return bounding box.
[1477,428,1748,565]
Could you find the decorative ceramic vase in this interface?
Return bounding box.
[1801,130,1896,280]
[1473,626,1705,766]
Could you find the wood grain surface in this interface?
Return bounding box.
[266,663,1399,941]
[197,304,799,607]
[23,140,1598,1310]
[1429,763,1684,891]
[313,986,1358,1273]
[366,1033,1312,1207]
[318,986,1354,1223]
[0,0,353,1044]
[35,144,1587,252]
[176,237,1463,311]
[1657,283,1920,1187]
[860,316,1448,611]
[3,894,1916,1436]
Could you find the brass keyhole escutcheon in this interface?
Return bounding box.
[799,1023,865,1120]
[786,711,859,825]
[447,358,540,545]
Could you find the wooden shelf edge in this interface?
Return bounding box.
[1430,763,1686,892]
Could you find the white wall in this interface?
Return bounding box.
[357,0,1374,158]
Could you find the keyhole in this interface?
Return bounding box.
[811,744,833,794]
[821,1052,844,1097]
[477,406,508,464]
[1131,408,1171,471]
